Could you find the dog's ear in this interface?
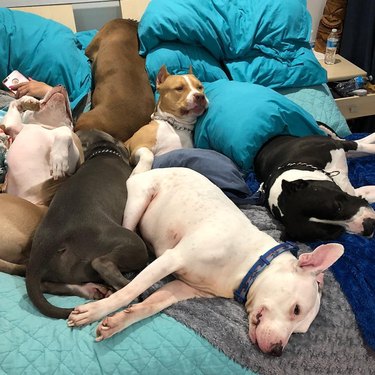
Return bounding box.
[188,65,194,75]
[297,243,344,276]
[156,65,170,87]
[281,179,308,194]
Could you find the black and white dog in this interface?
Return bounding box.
[254,130,375,241]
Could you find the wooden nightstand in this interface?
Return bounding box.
[318,54,375,120]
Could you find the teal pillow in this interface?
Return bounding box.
[277,84,351,137]
[0,9,92,109]
[145,43,228,91]
[194,80,325,176]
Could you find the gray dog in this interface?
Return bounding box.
[26,129,149,319]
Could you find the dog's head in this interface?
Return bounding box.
[76,129,129,164]
[271,179,375,241]
[155,65,209,124]
[25,85,73,128]
[246,243,344,356]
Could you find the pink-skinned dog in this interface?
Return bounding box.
[67,167,344,356]
[1,85,83,205]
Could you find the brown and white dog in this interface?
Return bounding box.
[125,65,209,174]
[0,86,82,275]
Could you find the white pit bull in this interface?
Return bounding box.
[67,168,344,356]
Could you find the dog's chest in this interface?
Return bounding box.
[155,121,193,155]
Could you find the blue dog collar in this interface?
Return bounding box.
[234,242,299,304]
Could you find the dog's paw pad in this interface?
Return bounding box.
[17,96,40,112]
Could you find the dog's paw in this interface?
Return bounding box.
[95,310,130,341]
[16,96,40,112]
[49,150,69,179]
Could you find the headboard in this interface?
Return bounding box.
[8,0,151,32]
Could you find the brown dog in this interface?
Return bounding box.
[0,194,47,275]
[75,19,155,141]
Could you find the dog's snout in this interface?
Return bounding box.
[269,342,283,357]
[362,218,375,236]
[193,93,206,104]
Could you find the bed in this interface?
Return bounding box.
[1,1,375,374]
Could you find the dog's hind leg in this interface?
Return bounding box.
[42,281,112,299]
[95,279,209,341]
[0,259,26,276]
[91,230,149,290]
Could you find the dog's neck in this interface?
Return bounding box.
[151,106,196,133]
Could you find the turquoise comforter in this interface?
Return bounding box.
[138,0,328,175]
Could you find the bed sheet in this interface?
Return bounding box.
[0,272,251,375]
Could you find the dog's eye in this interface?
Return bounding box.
[294,305,300,315]
[335,202,342,212]
[197,85,203,90]
[175,86,184,91]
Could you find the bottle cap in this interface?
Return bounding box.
[355,76,364,86]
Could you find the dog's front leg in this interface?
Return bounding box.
[67,248,183,327]
[354,186,375,203]
[122,172,156,231]
[95,279,208,341]
[49,126,80,179]
[131,147,155,175]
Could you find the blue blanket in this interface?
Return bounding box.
[246,134,375,350]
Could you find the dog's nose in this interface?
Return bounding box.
[193,93,206,105]
[269,342,283,357]
[363,218,375,236]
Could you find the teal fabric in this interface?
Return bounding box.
[0,272,254,375]
[0,8,92,109]
[75,29,98,51]
[145,43,228,91]
[139,0,327,89]
[277,84,351,137]
[194,80,325,176]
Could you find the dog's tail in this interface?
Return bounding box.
[25,261,73,319]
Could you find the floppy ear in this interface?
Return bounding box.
[156,65,170,88]
[188,65,194,75]
[282,179,308,194]
[297,243,344,285]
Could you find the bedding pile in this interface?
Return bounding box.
[138,0,350,176]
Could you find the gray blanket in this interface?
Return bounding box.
[143,205,375,374]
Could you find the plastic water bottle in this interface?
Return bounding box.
[324,28,339,65]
